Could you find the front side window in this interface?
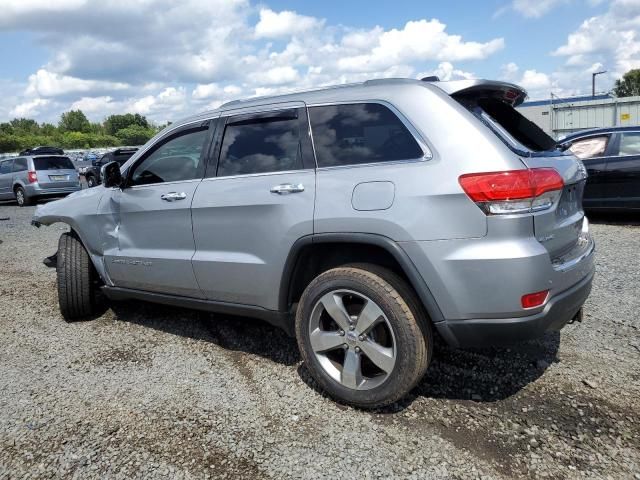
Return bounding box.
[308,103,423,167]
[0,161,11,174]
[569,136,609,159]
[217,114,302,177]
[618,132,640,156]
[13,158,27,172]
[130,127,208,186]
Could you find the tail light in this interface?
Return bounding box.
[27,171,38,183]
[521,290,549,309]
[459,168,564,215]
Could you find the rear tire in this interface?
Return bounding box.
[56,232,97,320]
[15,186,32,207]
[296,264,432,408]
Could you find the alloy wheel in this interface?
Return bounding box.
[309,289,397,390]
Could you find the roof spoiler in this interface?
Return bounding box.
[427,79,529,107]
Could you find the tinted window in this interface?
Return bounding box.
[130,127,207,186]
[308,103,423,167]
[113,151,136,165]
[33,157,74,170]
[618,132,640,156]
[569,136,608,159]
[217,115,302,176]
[0,161,11,174]
[13,158,28,172]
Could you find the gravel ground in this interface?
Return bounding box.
[0,200,639,479]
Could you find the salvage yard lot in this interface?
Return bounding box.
[0,202,638,479]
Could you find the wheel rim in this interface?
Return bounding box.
[88,178,94,187]
[309,289,397,391]
[16,190,24,205]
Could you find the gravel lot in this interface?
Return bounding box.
[1,200,639,479]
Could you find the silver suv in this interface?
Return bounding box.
[0,154,80,206]
[33,78,595,408]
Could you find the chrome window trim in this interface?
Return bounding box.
[125,178,203,191]
[201,168,314,182]
[305,99,433,163]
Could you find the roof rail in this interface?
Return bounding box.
[420,76,440,82]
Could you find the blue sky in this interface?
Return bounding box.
[0,0,636,124]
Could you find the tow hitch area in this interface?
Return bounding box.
[569,308,583,324]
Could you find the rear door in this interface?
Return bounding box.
[104,121,213,297]
[0,160,13,199]
[191,104,315,310]
[601,131,640,208]
[33,156,79,189]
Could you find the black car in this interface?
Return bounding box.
[84,148,138,187]
[561,127,640,211]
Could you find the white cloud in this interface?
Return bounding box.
[0,2,507,122]
[511,0,568,18]
[254,8,324,38]
[10,98,50,117]
[26,69,129,97]
[417,62,475,81]
[336,20,504,73]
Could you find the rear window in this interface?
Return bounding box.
[113,152,136,165]
[33,156,75,170]
[457,96,557,153]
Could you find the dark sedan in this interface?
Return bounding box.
[561,127,640,211]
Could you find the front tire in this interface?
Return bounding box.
[56,232,97,320]
[296,264,432,408]
[15,187,32,207]
[86,175,97,188]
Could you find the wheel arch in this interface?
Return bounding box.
[279,233,444,326]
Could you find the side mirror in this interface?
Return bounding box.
[101,161,123,188]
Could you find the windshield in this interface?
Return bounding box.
[457,96,558,154]
[33,157,75,170]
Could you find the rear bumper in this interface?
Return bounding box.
[435,268,594,348]
[24,184,81,197]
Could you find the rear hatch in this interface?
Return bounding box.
[33,156,79,189]
[440,80,589,262]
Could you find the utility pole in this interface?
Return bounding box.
[592,71,607,97]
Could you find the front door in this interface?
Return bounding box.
[191,105,316,310]
[104,121,213,298]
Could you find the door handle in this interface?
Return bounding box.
[160,192,187,201]
[270,183,305,195]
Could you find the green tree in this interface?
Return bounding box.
[613,69,640,98]
[115,125,155,145]
[104,113,149,135]
[59,110,91,133]
[10,118,40,134]
[40,123,57,136]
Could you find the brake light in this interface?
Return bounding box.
[521,290,549,309]
[459,168,564,215]
[27,171,37,183]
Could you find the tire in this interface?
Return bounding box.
[15,186,32,207]
[86,175,97,188]
[56,232,97,320]
[296,264,432,408]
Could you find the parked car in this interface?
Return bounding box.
[0,154,81,206]
[33,78,594,408]
[84,148,138,187]
[19,146,64,156]
[560,127,640,210]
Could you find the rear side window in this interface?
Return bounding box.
[217,113,302,177]
[33,157,74,170]
[13,158,28,172]
[617,132,640,156]
[569,136,609,159]
[309,103,423,167]
[0,160,11,174]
